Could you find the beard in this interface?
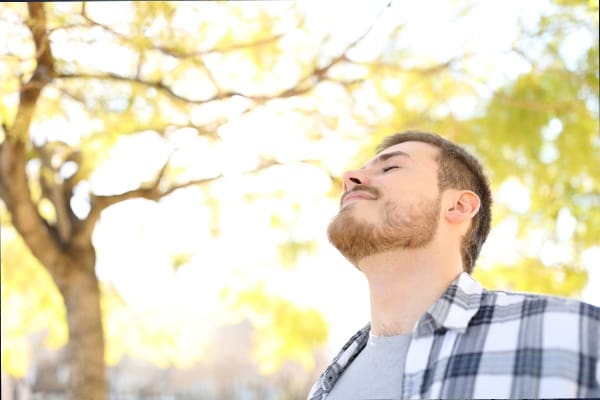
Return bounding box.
[327,194,441,266]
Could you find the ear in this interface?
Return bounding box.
[445,190,480,225]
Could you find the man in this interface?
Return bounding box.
[308,131,599,399]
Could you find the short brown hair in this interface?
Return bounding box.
[377,130,492,273]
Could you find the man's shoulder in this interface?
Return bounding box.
[475,287,600,322]
[481,287,599,309]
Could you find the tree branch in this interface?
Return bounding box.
[37,144,76,244]
[75,174,220,245]
[79,1,291,59]
[55,4,390,108]
[16,1,394,256]
[9,3,55,138]
[74,158,286,244]
[54,67,331,106]
[0,3,73,286]
[55,72,248,104]
[0,138,70,284]
[355,52,474,77]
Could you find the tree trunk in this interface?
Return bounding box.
[0,3,109,398]
[0,138,108,400]
[60,246,106,400]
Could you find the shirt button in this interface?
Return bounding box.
[323,369,336,391]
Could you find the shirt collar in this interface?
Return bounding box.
[414,272,484,337]
[314,273,484,396]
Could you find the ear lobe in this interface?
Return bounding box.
[445,191,480,224]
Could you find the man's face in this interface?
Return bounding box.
[327,141,443,265]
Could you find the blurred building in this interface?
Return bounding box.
[1,319,327,400]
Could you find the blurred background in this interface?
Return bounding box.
[1,1,598,399]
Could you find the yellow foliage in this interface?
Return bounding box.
[1,337,30,377]
[100,287,129,366]
[1,225,68,376]
[223,285,328,374]
[37,198,57,224]
[101,287,209,369]
[277,240,318,268]
[474,259,588,298]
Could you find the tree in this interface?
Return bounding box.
[355,0,599,296]
[0,2,355,397]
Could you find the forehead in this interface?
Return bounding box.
[370,141,440,165]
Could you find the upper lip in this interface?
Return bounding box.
[341,190,377,206]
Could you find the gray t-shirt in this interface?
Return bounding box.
[326,332,412,400]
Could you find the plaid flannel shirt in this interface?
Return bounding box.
[308,272,600,399]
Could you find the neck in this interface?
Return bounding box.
[357,241,462,336]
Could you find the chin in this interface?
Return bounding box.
[339,203,379,222]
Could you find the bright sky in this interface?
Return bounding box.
[16,0,599,358]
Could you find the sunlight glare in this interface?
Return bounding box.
[495,177,531,213]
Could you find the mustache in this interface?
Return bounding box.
[340,184,380,206]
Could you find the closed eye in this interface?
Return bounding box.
[382,165,399,173]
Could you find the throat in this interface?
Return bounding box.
[362,252,461,337]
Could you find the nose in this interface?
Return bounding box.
[342,169,370,191]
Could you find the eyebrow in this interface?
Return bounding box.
[361,150,412,169]
[375,150,412,163]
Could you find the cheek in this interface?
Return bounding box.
[380,200,410,227]
[381,192,439,223]
[382,191,420,211]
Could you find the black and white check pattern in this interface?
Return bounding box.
[308,273,600,399]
